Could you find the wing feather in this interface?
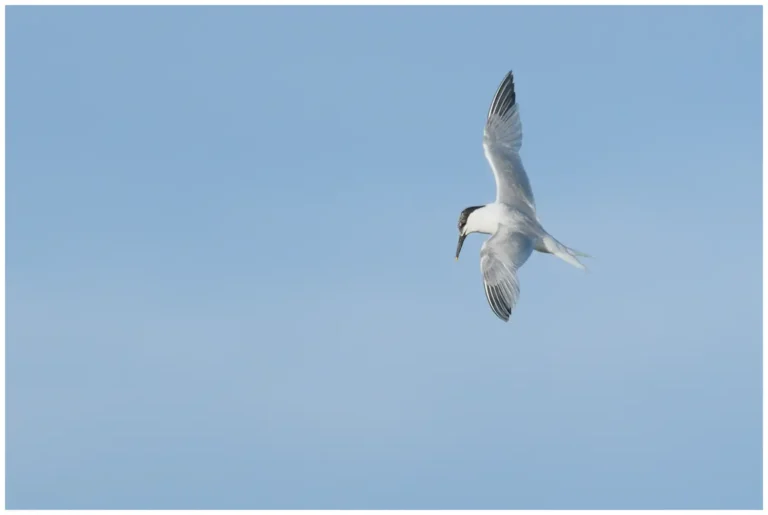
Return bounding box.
[479,227,534,322]
[482,71,536,210]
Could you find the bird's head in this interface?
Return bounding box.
[456,205,483,260]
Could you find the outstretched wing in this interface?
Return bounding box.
[480,226,534,322]
[482,71,536,211]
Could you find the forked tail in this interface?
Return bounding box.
[538,233,590,271]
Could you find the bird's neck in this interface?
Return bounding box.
[466,204,500,235]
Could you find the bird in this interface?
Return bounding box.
[455,70,590,322]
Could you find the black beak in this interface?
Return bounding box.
[456,233,467,260]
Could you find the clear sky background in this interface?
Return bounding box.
[6,6,762,509]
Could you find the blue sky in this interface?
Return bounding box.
[6,5,762,509]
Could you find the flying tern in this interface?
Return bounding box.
[455,71,589,322]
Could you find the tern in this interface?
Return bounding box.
[455,71,589,322]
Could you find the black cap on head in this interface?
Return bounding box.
[456,205,483,260]
[458,205,483,232]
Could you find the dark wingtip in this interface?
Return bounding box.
[487,70,517,120]
[486,283,513,322]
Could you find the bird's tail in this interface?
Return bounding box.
[539,233,589,271]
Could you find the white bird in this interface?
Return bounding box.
[455,71,589,322]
